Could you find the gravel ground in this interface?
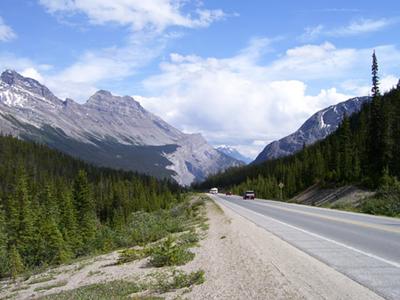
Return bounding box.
[183,199,383,300]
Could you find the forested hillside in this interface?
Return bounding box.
[0,135,181,278]
[198,53,400,216]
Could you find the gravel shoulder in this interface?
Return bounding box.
[184,197,383,300]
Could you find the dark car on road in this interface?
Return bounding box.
[225,191,232,195]
[243,190,255,200]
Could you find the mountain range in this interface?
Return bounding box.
[253,96,371,164]
[216,145,252,164]
[0,70,242,185]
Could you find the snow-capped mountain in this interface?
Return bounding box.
[216,145,252,164]
[253,96,371,164]
[0,70,241,185]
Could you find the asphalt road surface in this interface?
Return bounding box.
[212,194,400,300]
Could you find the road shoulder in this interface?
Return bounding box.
[185,196,383,300]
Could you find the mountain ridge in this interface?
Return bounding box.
[253,96,371,164]
[216,145,252,164]
[0,69,242,185]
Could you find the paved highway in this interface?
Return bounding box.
[212,194,400,300]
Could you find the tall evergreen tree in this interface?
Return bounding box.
[59,187,81,254]
[371,50,380,97]
[73,170,97,253]
[10,168,34,264]
[339,115,353,181]
[8,245,24,279]
[0,205,9,277]
[368,51,385,182]
[36,185,70,264]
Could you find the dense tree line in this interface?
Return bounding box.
[0,135,182,278]
[197,53,400,207]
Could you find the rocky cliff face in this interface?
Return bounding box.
[253,96,371,164]
[0,70,241,185]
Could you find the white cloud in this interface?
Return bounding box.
[301,18,396,41]
[0,52,52,74]
[300,25,324,41]
[342,74,400,96]
[0,17,16,42]
[136,40,400,158]
[20,67,45,82]
[39,0,226,32]
[138,40,363,158]
[331,18,395,36]
[33,0,227,101]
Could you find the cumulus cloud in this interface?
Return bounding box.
[38,0,226,32]
[0,17,16,42]
[342,75,400,96]
[33,0,227,101]
[137,41,365,158]
[20,67,45,82]
[136,40,400,158]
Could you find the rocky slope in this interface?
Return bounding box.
[0,70,241,185]
[253,96,371,164]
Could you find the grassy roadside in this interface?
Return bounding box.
[0,194,211,300]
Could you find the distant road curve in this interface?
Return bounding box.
[213,194,400,300]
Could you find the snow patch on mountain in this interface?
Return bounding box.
[253,96,371,164]
[216,145,252,164]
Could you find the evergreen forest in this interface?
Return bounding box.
[0,134,181,278]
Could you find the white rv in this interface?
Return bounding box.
[209,187,218,194]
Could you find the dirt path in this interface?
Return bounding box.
[183,199,382,300]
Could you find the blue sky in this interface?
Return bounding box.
[1,0,400,158]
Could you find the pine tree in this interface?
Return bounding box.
[8,244,24,279]
[38,212,69,264]
[368,51,385,183]
[371,50,380,97]
[59,187,81,254]
[339,115,352,181]
[36,185,70,264]
[73,170,97,253]
[9,168,34,264]
[397,79,400,90]
[0,205,9,277]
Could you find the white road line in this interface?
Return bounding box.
[217,197,400,269]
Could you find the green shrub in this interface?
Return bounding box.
[149,236,195,267]
[153,269,205,293]
[177,230,199,247]
[117,248,148,265]
[360,176,400,217]
[40,280,141,299]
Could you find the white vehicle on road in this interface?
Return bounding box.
[209,187,218,194]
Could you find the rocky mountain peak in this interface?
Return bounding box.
[86,90,142,110]
[216,145,252,164]
[1,69,21,85]
[253,96,371,164]
[1,69,59,103]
